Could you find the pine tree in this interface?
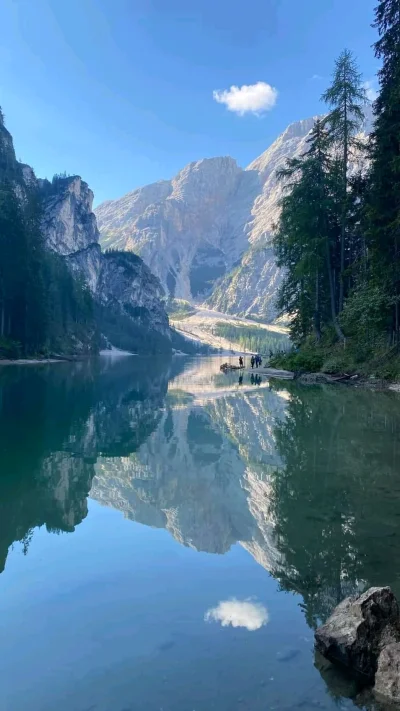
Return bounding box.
[368,0,400,338]
[0,180,28,348]
[322,50,366,312]
[275,120,345,342]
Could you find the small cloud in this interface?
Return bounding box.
[204,598,269,631]
[364,80,378,102]
[310,74,323,81]
[213,82,278,116]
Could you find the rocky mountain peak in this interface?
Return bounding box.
[280,116,319,142]
[96,111,373,321]
[40,175,99,256]
[171,156,241,201]
[246,116,319,180]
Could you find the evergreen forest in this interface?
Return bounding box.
[272,0,400,379]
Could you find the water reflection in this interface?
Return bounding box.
[204,598,269,630]
[2,357,400,625]
[268,383,400,627]
[2,357,400,710]
[0,356,175,572]
[93,369,400,628]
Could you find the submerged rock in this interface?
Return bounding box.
[315,587,400,681]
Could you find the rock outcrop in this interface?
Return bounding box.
[315,586,400,706]
[374,642,400,703]
[0,106,171,354]
[38,175,171,353]
[96,109,373,321]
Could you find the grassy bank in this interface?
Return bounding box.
[270,333,400,382]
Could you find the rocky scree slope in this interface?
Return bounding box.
[96,112,372,322]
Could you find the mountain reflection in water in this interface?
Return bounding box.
[1,356,400,710]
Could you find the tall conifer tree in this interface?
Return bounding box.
[322,50,366,313]
[368,0,400,337]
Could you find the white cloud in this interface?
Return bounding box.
[364,80,378,102]
[310,74,323,81]
[204,598,269,631]
[213,82,278,116]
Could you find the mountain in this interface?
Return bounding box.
[97,157,260,301]
[96,111,372,322]
[0,109,170,355]
[39,175,171,353]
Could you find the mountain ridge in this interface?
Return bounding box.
[96,109,372,322]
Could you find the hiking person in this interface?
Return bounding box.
[251,355,255,369]
[239,356,243,368]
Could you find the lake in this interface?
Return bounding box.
[0,355,400,711]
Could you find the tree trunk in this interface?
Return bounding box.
[339,120,348,313]
[326,234,345,342]
[314,268,321,341]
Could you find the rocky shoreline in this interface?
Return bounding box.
[315,587,400,707]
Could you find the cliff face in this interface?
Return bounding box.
[97,157,260,303]
[0,106,170,354]
[98,251,170,352]
[38,176,171,352]
[96,111,372,321]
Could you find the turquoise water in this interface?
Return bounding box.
[0,355,399,711]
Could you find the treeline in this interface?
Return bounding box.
[0,173,96,358]
[273,0,400,378]
[213,322,289,354]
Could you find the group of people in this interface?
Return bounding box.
[238,355,263,369]
[250,354,262,369]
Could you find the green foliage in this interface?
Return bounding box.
[0,337,21,359]
[270,340,324,373]
[274,120,342,342]
[367,0,400,334]
[166,298,196,320]
[273,16,400,378]
[213,321,289,354]
[0,174,97,358]
[322,49,367,313]
[43,253,98,354]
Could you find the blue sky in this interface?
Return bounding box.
[1,0,377,205]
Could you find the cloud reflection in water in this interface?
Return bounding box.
[205,598,269,631]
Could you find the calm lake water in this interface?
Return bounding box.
[1,355,400,711]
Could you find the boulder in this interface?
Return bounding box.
[315,587,400,680]
[374,642,400,704]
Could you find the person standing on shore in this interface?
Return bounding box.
[251,355,255,369]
